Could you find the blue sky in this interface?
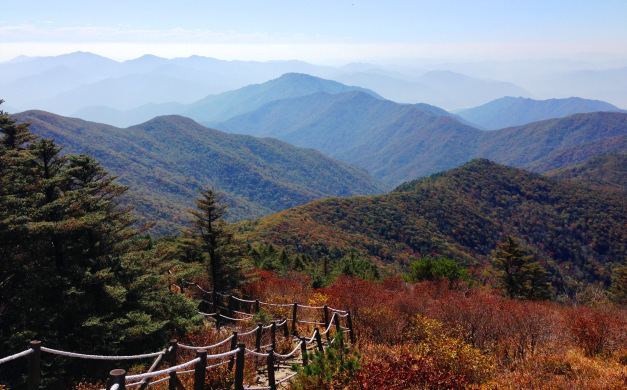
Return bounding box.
[1,0,626,63]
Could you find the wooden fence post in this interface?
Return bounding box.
[282,318,289,338]
[266,348,276,390]
[193,349,207,390]
[323,305,331,343]
[228,331,238,371]
[346,310,356,344]
[300,337,308,366]
[254,299,260,313]
[333,314,344,352]
[314,329,324,352]
[108,369,126,390]
[228,294,235,316]
[270,322,277,350]
[291,303,298,335]
[168,339,178,390]
[255,323,263,352]
[234,344,245,390]
[28,340,41,390]
[215,306,221,330]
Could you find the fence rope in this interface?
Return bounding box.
[126,374,172,388]
[258,301,293,308]
[218,313,252,322]
[177,334,234,350]
[0,348,34,365]
[297,304,325,310]
[273,341,303,359]
[276,371,298,384]
[206,348,239,360]
[232,296,256,304]
[40,347,165,361]
[125,357,200,381]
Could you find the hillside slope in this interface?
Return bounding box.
[242,160,626,288]
[458,96,624,130]
[545,153,627,192]
[14,110,382,234]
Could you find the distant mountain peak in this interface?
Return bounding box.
[459,96,624,130]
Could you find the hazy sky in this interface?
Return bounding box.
[2,0,627,64]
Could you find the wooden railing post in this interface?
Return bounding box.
[270,322,277,350]
[346,310,356,344]
[323,305,331,343]
[255,323,263,352]
[108,369,126,390]
[314,328,324,352]
[266,348,276,390]
[193,349,207,390]
[168,339,178,390]
[27,340,41,390]
[291,303,298,335]
[254,299,260,313]
[228,331,238,371]
[228,294,235,316]
[300,337,308,366]
[215,306,221,330]
[333,314,344,351]
[282,318,289,338]
[234,344,245,390]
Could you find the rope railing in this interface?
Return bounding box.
[125,357,201,381]
[0,348,33,364]
[40,346,165,361]
[177,334,234,350]
[4,291,354,390]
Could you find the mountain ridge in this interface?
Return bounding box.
[242,159,626,291]
[458,96,624,130]
[13,110,383,235]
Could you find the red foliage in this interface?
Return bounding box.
[568,306,626,356]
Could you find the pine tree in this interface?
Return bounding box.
[492,236,552,300]
[0,106,200,387]
[186,189,243,296]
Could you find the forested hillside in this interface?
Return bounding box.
[546,152,627,191]
[241,160,626,292]
[14,110,382,234]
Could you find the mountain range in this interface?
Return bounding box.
[1,52,534,118]
[13,110,382,235]
[241,160,626,290]
[219,85,627,186]
[457,96,625,130]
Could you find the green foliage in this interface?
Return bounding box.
[492,237,552,300]
[13,110,382,235]
[546,152,627,192]
[291,333,360,390]
[406,256,468,283]
[331,251,380,281]
[0,105,201,387]
[245,159,626,294]
[184,189,245,293]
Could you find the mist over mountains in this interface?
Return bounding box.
[3,51,626,122]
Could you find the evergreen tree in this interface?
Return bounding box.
[407,256,468,283]
[0,105,200,387]
[185,189,243,295]
[492,237,552,300]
